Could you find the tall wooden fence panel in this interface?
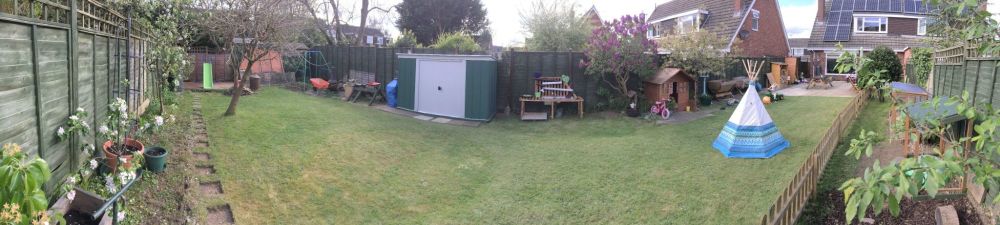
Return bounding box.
[0,0,151,195]
[500,51,597,112]
[931,45,1000,106]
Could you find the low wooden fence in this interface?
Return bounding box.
[761,90,870,225]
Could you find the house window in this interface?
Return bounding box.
[918,18,928,35]
[647,24,658,38]
[366,35,374,45]
[791,48,805,56]
[854,17,887,33]
[751,10,760,31]
[826,57,856,74]
[676,14,697,34]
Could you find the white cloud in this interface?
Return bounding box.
[779,1,817,38]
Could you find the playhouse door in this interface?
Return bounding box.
[416,59,466,118]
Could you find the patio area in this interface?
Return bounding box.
[776,81,857,97]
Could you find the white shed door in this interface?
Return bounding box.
[416,59,466,118]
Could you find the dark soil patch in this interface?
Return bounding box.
[200,181,224,196]
[64,210,100,225]
[146,147,167,157]
[193,152,211,161]
[819,191,981,225]
[207,204,236,225]
[196,165,216,175]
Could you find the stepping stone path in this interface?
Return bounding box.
[191,95,236,225]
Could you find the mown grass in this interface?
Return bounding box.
[796,101,892,225]
[197,87,851,225]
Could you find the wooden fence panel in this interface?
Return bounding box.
[77,34,96,155]
[0,22,40,156]
[975,61,995,105]
[36,27,72,170]
[94,36,109,135]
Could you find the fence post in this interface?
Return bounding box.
[68,0,81,170]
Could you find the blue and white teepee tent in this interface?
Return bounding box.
[712,60,789,158]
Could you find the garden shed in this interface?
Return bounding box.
[644,68,696,110]
[396,54,497,121]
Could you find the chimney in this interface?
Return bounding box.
[817,0,825,22]
[734,0,743,17]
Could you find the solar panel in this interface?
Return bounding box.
[824,0,856,41]
[903,0,930,14]
[890,0,903,12]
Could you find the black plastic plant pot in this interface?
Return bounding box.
[144,146,169,173]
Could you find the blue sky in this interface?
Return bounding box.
[778,0,819,39]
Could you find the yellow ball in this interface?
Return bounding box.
[762,96,772,105]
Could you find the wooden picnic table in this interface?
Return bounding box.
[519,96,584,119]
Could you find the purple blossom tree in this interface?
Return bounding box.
[583,14,658,102]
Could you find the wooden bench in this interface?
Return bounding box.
[519,77,584,120]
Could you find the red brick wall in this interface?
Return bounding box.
[888,17,918,36]
[734,0,790,57]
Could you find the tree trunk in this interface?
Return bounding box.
[356,0,370,46]
[301,0,335,46]
[224,62,254,116]
[330,0,344,44]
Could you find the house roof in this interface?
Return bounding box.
[646,68,693,84]
[649,0,754,44]
[807,0,931,51]
[583,5,602,27]
[330,24,386,37]
[788,38,809,48]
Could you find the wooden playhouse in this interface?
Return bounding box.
[644,68,696,110]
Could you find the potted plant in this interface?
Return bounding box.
[143,146,168,173]
[97,98,163,172]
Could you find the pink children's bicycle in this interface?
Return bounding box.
[650,99,671,120]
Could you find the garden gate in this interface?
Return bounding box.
[0,0,151,194]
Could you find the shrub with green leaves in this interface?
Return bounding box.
[0,143,52,225]
[908,48,933,87]
[865,46,902,81]
[392,29,422,48]
[431,32,481,53]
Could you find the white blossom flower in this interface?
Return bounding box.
[81,121,90,129]
[66,176,77,184]
[77,107,85,113]
[66,190,76,201]
[107,184,117,194]
[118,103,127,113]
[89,159,98,170]
[118,172,129,183]
[154,116,164,126]
[69,115,79,121]
[98,125,109,134]
[116,211,126,221]
[57,127,65,136]
[119,157,127,164]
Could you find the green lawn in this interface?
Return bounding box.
[196,88,851,225]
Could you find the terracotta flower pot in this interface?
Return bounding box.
[102,138,144,171]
